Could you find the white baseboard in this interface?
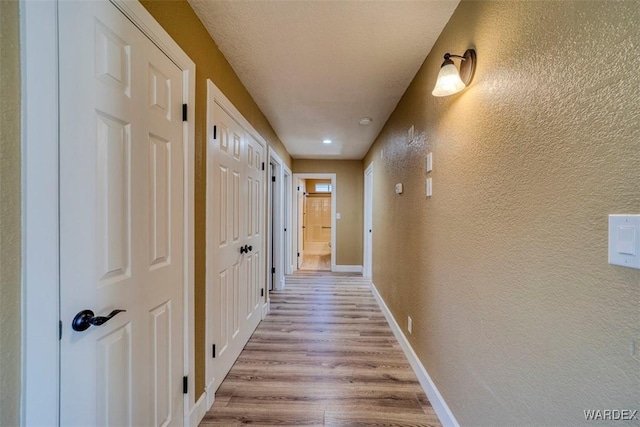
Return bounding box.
[262,300,270,319]
[332,264,363,273]
[370,282,459,427]
[205,378,216,412]
[188,392,208,427]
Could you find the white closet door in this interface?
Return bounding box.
[207,85,266,393]
[59,2,184,425]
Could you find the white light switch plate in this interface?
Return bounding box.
[395,183,403,194]
[408,125,414,144]
[608,215,640,269]
[426,153,433,172]
[336,212,341,220]
[426,178,432,197]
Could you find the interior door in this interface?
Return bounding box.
[269,163,275,291]
[297,179,305,268]
[208,99,265,392]
[245,134,265,322]
[59,1,184,426]
[364,165,373,278]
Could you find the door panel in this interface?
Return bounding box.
[59,2,184,425]
[97,324,132,427]
[150,301,172,427]
[207,93,265,393]
[149,135,171,268]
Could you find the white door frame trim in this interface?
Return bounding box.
[267,149,291,291]
[283,169,293,275]
[292,173,337,271]
[20,1,196,425]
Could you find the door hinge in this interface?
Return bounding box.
[297,252,300,257]
[59,320,62,340]
[212,344,216,358]
[213,125,217,139]
[262,162,265,171]
[182,104,187,122]
[284,228,287,232]
[183,376,188,394]
[261,288,264,297]
[271,267,276,274]
[272,176,276,182]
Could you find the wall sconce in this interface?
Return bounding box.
[432,48,476,97]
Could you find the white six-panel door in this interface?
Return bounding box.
[206,81,265,395]
[364,163,374,278]
[59,2,184,425]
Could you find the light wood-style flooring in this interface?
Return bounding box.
[300,253,332,271]
[200,272,441,426]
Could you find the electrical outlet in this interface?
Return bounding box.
[407,316,413,334]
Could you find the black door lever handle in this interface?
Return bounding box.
[72,309,126,332]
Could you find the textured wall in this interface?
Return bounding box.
[363,1,640,425]
[0,0,21,425]
[293,160,363,266]
[141,0,292,399]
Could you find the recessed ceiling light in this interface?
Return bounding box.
[322,139,332,144]
[359,117,372,126]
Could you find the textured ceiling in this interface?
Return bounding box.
[188,0,460,159]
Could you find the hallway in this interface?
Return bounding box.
[200,272,441,426]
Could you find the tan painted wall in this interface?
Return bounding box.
[0,0,21,425]
[364,1,640,425]
[141,0,292,398]
[293,160,363,266]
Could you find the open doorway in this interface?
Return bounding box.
[292,173,337,272]
[301,179,332,270]
[268,149,291,292]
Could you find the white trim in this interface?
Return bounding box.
[21,1,196,425]
[268,149,290,291]
[292,173,337,272]
[205,81,269,149]
[370,282,460,427]
[333,265,363,273]
[20,1,60,424]
[283,169,293,276]
[262,300,270,319]
[205,378,216,412]
[188,393,208,427]
[363,162,374,279]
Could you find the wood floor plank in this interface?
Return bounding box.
[201,272,442,426]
